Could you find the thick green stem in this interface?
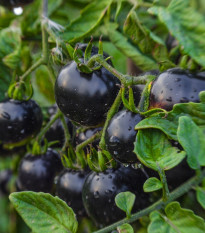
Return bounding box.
[60,115,73,151]
[19,58,44,82]
[36,110,61,143]
[99,90,122,150]
[158,166,170,202]
[76,131,102,153]
[94,169,205,233]
[87,55,151,86]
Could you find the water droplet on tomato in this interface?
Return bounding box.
[1,112,10,120]
[94,191,100,199]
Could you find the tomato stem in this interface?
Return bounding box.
[87,54,152,86]
[99,90,122,151]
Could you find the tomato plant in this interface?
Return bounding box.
[1,0,205,233]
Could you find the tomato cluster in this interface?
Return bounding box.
[1,41,204,229]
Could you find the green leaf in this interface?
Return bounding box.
[32,65,55,105]
[106,23,158,71]
[0,63,11,101]
[143,177,162,192]
[149,0,205,67]
[115,192,136,218]
[123,10,165,54]
[177,116,205,169]
[136,100,205,140]
[134,129,186,171]
[196,187,205,209]
[148,202,205,233]
[9,191,78,233]
[60,0,112,43]
[117,223,134,233]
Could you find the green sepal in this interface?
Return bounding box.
[98,36,103,56]
[128,87,139,113]
[66,43,75,60]
[77,63,93,73]
[84,36,93,63]
[98,150,106,171]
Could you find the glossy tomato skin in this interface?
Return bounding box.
[82,165,150,227]
[0,169,12,195]
[105,110,143,164]
[0,99,42,145]
[16,148,62,193]
[56,168,90,218]
[149,68,205,111]
[165,159,195,190]
[55,61,120,126]
[0,0,33,7]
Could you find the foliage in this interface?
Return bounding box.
[0,0,205,233]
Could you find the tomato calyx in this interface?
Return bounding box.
[8,80,33,101]
[72,37,112,74]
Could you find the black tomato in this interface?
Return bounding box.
[56,168,90,218]
[149,68,205,111]
[75,127,102,150]
[55,61,120,126]
[165,159,195,190]
[82,165,150,227]
[0,99,42,146]
[16,148,62,193]
[45,106,73,148]
[105,110,143,164]
[0,0,34,8]
[0,169,12,195]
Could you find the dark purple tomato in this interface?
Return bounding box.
[75,127,102,150]
[45,106,73,148]
[132,84,145,107]
[56,168,90,218]
[105,110,143,164]
[82,165,150,227]
[0,169,12,195]
[0,99,42,145]
[0,0,33,7]
[16,148,62,193]
[55,61,120,126]
[166,159,195,190]
[149,68,205,111]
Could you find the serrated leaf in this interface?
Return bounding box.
[123,10,165,54]
[106,23,158,71]
[115,192,136,218]
[143,177,162,192]
[117,223,134,233]
[149,0,205,67]
[148,202,205,233]
[60,0,112,43]
[134,129,186,171]
[196,187,205,209]
[136,100,205,140]
[9,192,78,233]
[177,116,205,169]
